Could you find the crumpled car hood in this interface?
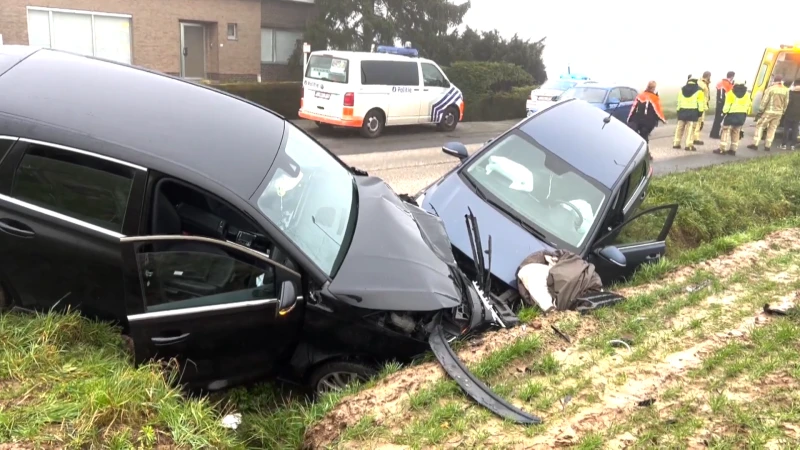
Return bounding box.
[328,176,463,311]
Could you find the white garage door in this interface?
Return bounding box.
[26,8,132,64]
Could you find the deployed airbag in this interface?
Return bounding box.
[516,249,603,311]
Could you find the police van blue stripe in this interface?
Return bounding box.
[430,87,462,122]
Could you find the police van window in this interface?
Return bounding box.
[306,55,349,84]
[361,60,419,86]
[11,144,136,233]
[421,63,449,88]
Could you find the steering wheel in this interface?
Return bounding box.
[553,200,584,231]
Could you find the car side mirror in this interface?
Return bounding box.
[442,141,468,161]
[278,280,298,315]
[607,97,620,109]
[595,245,627,267]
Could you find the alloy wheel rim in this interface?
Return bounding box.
[317,371,364,393]
[367,117,379,132]
[445,112,455,126]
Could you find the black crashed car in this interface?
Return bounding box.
[0,46,502,394]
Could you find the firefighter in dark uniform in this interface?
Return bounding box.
[710,71,735,139]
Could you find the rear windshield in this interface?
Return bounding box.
[306,55,349,84]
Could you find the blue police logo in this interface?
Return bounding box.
[392,86,397,92]
[320,84,324,90]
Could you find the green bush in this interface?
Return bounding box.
[213,82,302,119]
[464,86,532,122]
[444,61,533,100]
[634,151,800,254]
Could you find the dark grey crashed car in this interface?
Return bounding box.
[0,46,538,422]
[415,99,679,303]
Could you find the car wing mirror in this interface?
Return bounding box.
[442,141,468,161]
[278,280,298,315]
[595,245,627,267]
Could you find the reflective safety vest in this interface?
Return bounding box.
[723,92,751,115]
[677,88,705,112]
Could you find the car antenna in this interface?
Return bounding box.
[602,102,621,128]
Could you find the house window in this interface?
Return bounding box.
[260,28,303,64]
[26,7,132,65]
[227,23,237,40]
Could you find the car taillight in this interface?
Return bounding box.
[344,92,354,107]
[528,93,532,100]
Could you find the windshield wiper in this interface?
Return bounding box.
[463,175,552,245]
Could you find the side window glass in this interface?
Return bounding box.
[11,144,135,232]
[756,63,768,87]
[620,88,636,102]
[622,160,646,206]
[421,63,448,88]
[137,246,277,313]
[394,61,420,86]
[611,207,673,246]
[361,61,419,86]
[609,88,622,102]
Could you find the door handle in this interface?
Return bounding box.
[644,254,660,260]
[0,220,35,238]
[151,333,190,346]
[423,89,429,92]
[183,47,188,57]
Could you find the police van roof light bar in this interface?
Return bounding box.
[376,45,419,57]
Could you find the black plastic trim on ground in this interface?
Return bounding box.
[428,324,542,425]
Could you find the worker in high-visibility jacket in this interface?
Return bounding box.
[713,81,751,156]
[692,71,712,145]
[748,74,790,151]
[710,71,735,139]
[673,77,707,151]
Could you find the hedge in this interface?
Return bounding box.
[210,62,537,123]
[213,82,302,119]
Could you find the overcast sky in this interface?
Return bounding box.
[461,0,797,89]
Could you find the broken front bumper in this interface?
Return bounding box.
[429,324,541,425]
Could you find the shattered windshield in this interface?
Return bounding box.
[256,124,356,276]
[463,132,607,250]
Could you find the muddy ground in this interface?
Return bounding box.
[304,228,800,449]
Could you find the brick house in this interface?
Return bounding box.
[0,0,315,82]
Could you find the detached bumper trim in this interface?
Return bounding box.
[428,324,542,425]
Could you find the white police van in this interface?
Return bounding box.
[299,46,464,138]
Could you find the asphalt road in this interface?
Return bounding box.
[326,117,795,196]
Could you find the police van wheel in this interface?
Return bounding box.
[437,106,459,132]
[360,110,385,138]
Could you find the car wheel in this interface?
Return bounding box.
[437,106,460,132]
[360,110,385,138]
[309,360,376,396]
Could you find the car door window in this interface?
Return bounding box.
[620,88,636,102]
[10,144,136,233]
[133,240,280,314]
[622,159,647,209]
[608,88,622,102]
[421,63,449,88]
[598,204,679,248]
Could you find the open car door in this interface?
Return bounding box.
[589,204,679,283]
[120,235,303,389]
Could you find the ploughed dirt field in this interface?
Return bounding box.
[304,229,800,449]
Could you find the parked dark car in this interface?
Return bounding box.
[559,84,641,123]
[0,46,501,395]
[414,98,678,296]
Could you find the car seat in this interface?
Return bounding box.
[149,192,236,298]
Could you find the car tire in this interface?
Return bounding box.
[308,360,377,396]
[315,121,334,131]
[437,106,460,132]
[360,110,385,138]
